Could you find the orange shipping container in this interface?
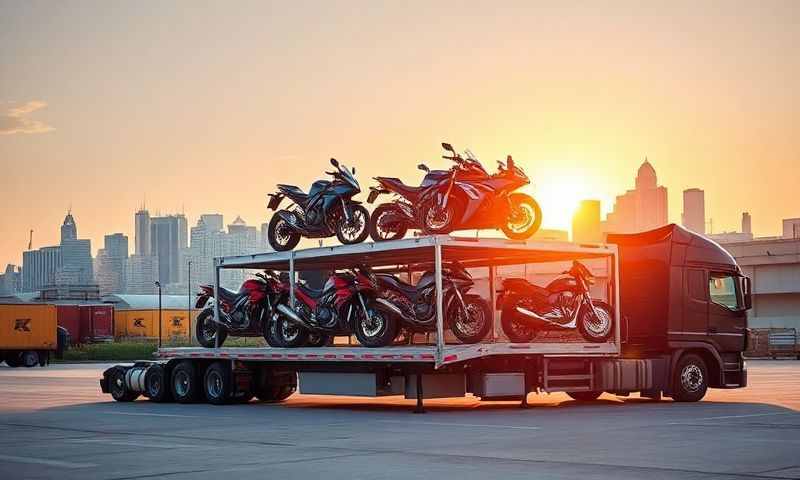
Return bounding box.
[0,304,58,350]
[114,309,196,341]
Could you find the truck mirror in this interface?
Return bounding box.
[743,277,752,310]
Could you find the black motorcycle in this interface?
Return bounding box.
[497,260,614,343]
[267,158,369,251]
[368,143,542,241]
[272,265,399,348]
[374,261,492,344]
[195,271,288,348]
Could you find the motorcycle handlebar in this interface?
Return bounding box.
[325,170,338,176]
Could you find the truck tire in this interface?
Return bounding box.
[4,352,22,368]
[203,361,232,405]
[672,353,708,402]
[145,364,173,402]
[171,361,201,403]
[109,367,139,402]
[21,351,40,368]
[567,391,603,401]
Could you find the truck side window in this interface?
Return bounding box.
[709,274,740,310]
[688,269,707,300]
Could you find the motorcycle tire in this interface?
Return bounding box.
[268,212,301,251]
[195,309,228,348]
[501,193,543,240]
[263,314,284,347]
[450,294,492,344]
[421,197,464,235]
[275,314,309,348]
[353,304,398,347]
[336,204,370,245]
[577,300,614,343]
[369,203,408,242]
[500,295,538,343]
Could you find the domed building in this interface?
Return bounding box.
[604,158,668,234]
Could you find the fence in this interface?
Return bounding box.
[746,328,800,359]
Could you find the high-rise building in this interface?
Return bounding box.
[60,211,77,242]
[126,254,158,294]
[784,218,800,239]
[22,246,61,292]
[572,200,602,243]
[260,221,270,250]
[682,188,705,234]
[135,208,151,256]
[186,215,262,291]
[95,233,129,294]
[58,212,93,284]
[150,214,188,285]
[603,159,668,234]
[742,212,752,235]
[0,264,22,295]
[200,214,224,233]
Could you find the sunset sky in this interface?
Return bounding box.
[1,1,798,266]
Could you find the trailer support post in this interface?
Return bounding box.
[289,252,296,308]
[213,258,221,349]
[434,239,445,368]
[414,373,426,414]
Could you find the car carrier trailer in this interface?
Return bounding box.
[101,226,750,411]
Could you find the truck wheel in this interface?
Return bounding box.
[109,367,139,402]
[21,351,39,368]
[145,364,173,402]
[4,353,22,368]
[567,391,603,401]
[203,362,232,405]
[171,361,201,403]
[672,354,708,402]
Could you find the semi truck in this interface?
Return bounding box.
[1,304,70,367]
[100,225,750,410]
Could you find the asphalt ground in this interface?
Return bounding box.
[0,360,798,480]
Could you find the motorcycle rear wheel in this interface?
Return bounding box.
[501,193,542,240]
[275,315,309,348]
[268,212,301,251]
[500,295,538,343]
[369,204,408,242]
[196,309,228,348]
[336,204,370,245]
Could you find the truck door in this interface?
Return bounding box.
[683,268,708,336]
[708,273,747,352]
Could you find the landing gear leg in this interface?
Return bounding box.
[414,373,426,414]
[520,371,530,409]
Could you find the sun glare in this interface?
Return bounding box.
[529,175,591,232]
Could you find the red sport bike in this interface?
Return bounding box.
[195,271,289,348]
[271,265,399,348]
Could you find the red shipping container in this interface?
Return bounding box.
[56,305,81,343]
[78,305,114,342]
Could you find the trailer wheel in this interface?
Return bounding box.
[145,364,173,402]
[672,353,708,402]
[109,367,139,402]
[203,362,232,405]
[4,352,22,368]
[171,361,201,403]
[567,391,603,401]
[21,351,40,368]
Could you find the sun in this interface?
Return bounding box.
[527,174,592,232]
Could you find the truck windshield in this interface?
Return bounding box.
[709,274,742,310]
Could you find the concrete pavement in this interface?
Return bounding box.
[0,360,798,479]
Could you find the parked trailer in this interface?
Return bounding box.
[100,227,750,410]
[1,304,69,367]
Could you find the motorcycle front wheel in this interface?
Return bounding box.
[196,309,228,348]
[369,204,408,242]
[268,212,301,251]
[501,193,542,240]
[500,295,538,343]
[353,303,398,347]
[421,197,463,235]
[450,294,492,344]
[577,300,613,343]
[336,204,370,245]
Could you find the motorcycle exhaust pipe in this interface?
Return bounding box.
[276,304,314,329]
[515,306,571,329]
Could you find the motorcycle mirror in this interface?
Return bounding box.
[352,166,356,174]
[418,163,430,173]
[330,158,339,167]
[507,155,514,169]
[441,142,454,152]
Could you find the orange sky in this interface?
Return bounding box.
[1,1,798,265]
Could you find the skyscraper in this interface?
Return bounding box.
[95,233,129,294]
[572,200,602,243]
[150,214,188,285]
[603,159,668,234]
[682,188,705,234]
[60,211,77,242]
[135,208,151,256]
[742,212,752,235]
[58,212,93,284]
[22,246,61,292]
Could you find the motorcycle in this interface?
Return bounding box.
[374,261,492,344]
[271,265,399,348]
[267,158,370,251]
[497,260,614,343]
[368,142,542,241]
[195,271,288,348]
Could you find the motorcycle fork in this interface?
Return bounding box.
[340,197,350,222]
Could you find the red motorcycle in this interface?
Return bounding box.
[195,271,288,348]
[272,265,399,347]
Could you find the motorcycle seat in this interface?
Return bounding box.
[378,177,422,200]
[277,184,308,204]
[376,274,418,296]
[298,284,326,299]
[502,278,550,299]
